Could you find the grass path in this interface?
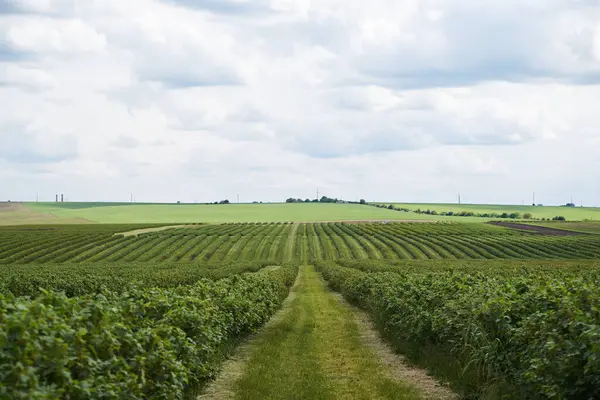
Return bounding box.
[199,265,454,400]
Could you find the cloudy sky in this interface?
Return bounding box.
[1,0,600,205]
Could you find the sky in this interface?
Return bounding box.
[1,0,600,205]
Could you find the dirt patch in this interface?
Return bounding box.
[0,202,20,210]
[0,202,23,211]
[0,203,92,225]
[117,225,201,236]
[489,221,583,236]
[333,292,457,400]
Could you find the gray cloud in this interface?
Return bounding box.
[110,135,140,149]
[143,70,240,89]
[0,43,32,62]
[160,0,271,14]
[0,124,78,164]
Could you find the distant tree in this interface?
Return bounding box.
[523,213,533,219]
[388,204,394,209]
[219,199,230,204]
[359,199,366,204]
[509,212,521,219]
[553,216,566,221]
[319,196,338,203]
[305,199,311,203]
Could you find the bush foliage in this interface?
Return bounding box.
[0,265,298,399]
[317,261,600,399]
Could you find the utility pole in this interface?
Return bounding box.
[237,194,240,204]
[458,193,461,205]
[317,187,319,201]
[36,192,38,202]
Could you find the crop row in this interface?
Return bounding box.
[1,264,298,399]
[2,222,600,264]
[0,260,281,298]
[317,260,600,399]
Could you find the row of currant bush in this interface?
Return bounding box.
[0,260,279,297]
[317,261,600,399]
[4,222,600,266]
[0,264,298,399]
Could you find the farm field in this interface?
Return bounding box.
[3,222,600,267]
[530,221,600,234]
[1,220,600,399]
[19,202,442,224]
[386,202,600,221]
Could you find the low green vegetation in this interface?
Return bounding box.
[4,201,598,225]
[22,202,425,224]
[317,260,600,399]
[0,264,297,399]
[0,261,281,297]
[3,222,600,266]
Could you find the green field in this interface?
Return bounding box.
[387,202,600,221]
[5,202,596,226]
[19,202,441,224]
[2,216,600,398]
[3,223,600,270]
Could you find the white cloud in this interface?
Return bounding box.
[5,17,107,54]
[0,63,57,89]
[0,0,599,204]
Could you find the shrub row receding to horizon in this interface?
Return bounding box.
[373,203,568,221]
[317,260,600,399]
[0,263,298,399]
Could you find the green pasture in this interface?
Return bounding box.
[21,202,436,224]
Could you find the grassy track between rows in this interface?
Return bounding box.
[201,265,454,400]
